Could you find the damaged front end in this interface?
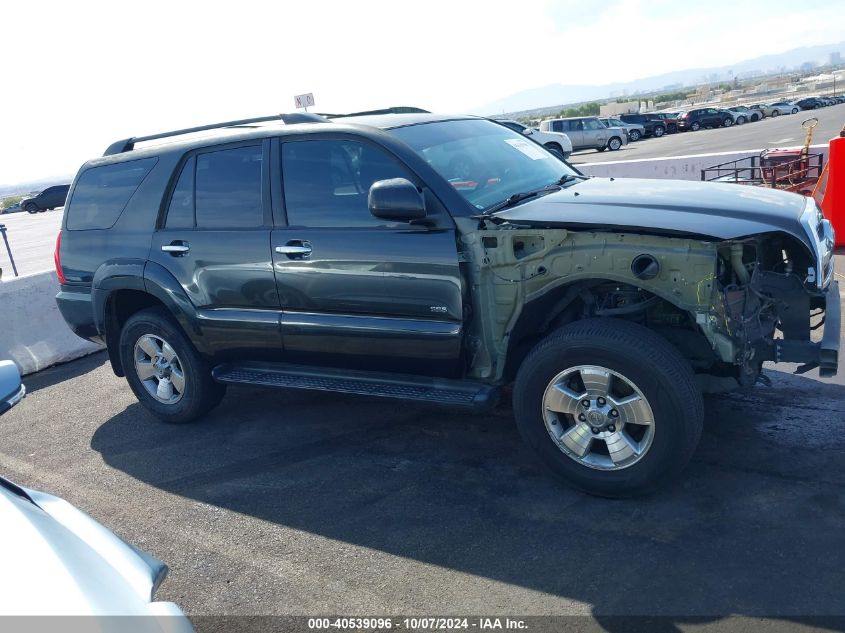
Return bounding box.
[702,200,839,382]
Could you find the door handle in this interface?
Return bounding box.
[161,241,190,255]
[275,241,312,258]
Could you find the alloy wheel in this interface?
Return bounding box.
[542,365,655,470]
[134,334,186,404]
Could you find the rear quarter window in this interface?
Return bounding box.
[66,157,158,230]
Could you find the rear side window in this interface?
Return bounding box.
[66,158,157,230]
[195,145,263,228]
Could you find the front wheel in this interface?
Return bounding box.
[513,319,703,497]
[607,137,623,151]
[792,108,799,114]
[736,116,746,125]
[596,146,607,152]
[119,307,225,423]
[690,121,701,131]
[24,203,38,214]
[722,118,733,127]
[771,110,780,117]
[652,125,665,137]
[628,129,642,142]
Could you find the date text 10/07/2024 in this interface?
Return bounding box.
[307,617,529,630]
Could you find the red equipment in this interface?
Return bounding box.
[819,126,845,247]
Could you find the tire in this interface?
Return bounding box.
[771,110,780,117]
[751,114,759,122]
[24,203,38,214]
[652,125,665,138]
[667,124,677,133]
[543,142,563,157]
[119,307,225,424]
[628,129,642,142]
[722,117,733,127]
[513,318,703,497]
[792,108,799,114]
[607,137,623,151]
[736,116,746,125]
[596,146,607,152]
[690,121,701,131]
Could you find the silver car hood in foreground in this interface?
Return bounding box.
[496,177,809,242]
[0,477,192,629]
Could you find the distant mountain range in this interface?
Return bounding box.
[0,176,73,199]
[472,41,845,116]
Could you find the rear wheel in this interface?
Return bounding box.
[736,116,746,125]
[771,110,780,117]
[722,117,733,127]
[596,146,607,152]
[652,125,665,137]
[119,307,225,423]
[513,319,703,497]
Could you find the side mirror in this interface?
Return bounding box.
[0,360,25,415]
[368,178,426,222]
[522,128,533,136]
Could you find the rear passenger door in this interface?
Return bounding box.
[271,135,464,376]
[149,140,283,359]
[560,120,584,148]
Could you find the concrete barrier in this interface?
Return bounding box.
[578,143,829,181]
[0,271,102,375]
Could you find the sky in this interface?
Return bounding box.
[2,0,844,186]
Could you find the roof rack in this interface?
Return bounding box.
[318,106,430,119]
[102,112,328,156]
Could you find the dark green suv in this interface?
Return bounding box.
[55,111,839,497]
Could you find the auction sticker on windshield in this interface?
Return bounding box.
[504,139,548,160]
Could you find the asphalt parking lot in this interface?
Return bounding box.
[572,102,845,165]
[1,253,843,631]
[0,209,62,278]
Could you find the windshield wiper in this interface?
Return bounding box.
[481,174,589,216]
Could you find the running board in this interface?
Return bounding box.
[212,363,499,411]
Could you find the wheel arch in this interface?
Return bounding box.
[501,277,697,382]
[94,260,207,376]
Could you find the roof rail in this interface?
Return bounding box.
[319,106,430,119]
[103,112,328,156]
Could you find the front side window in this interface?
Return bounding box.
[194,145,263,228]
[282,139,413,228]
[389,119,577,211]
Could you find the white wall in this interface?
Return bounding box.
[0,271,102,375]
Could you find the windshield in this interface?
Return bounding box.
[389,119,577,210]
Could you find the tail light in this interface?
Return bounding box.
[54,231,66,285]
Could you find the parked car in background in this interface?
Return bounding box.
[746,104,768,119]
[760,102,800,117]
[494,118,573,159]
[600,117,646,142]
[618,113,666,138]
[676,108,734,131]
[20,184,70,213]
[0,202,22,215]
[651,112,681,133]
[797,97,825,110]
[727,106,760,123]
[540,116,628,151]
